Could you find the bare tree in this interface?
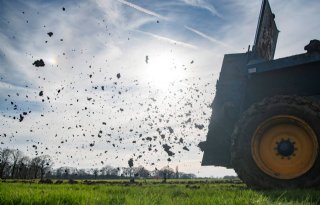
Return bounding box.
[100,165,114,176]
[55,167,63,179]
[76,168,87,178]
[17,156,30,179]
[38,155,53,180]
[0,147,198,180]
[179,173,196,179]
[121,167,131,178]
[63,167,70,179]
[175,166,179,179]
[93,168,99,179]
[135,166,150,179]
[55,167,80,179]
[0,148,12,179]
[30,156,42,179]
[10,149,23,178]
[110,168,119,177]
[159,166,175,182]
[128,158,134,182]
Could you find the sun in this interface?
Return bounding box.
[46,56,58,65]
[143,52,186,90]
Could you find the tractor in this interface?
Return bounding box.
[199,0,320,188]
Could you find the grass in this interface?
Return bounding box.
[0,180,320,205]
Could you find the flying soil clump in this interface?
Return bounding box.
[32,59,45,67]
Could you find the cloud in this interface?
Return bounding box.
[0,0,215,173]
[1,0,319,177]
[184,26,237,51]
[269,0,320,58]
[0,0,242,177]
[117,0,168,20]
[180,0,222,18]
[136,30,198,50]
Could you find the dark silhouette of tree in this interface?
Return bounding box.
[121,167,131,178]
[77,168,87,178]
[100,165,112,176]
[135,166,150,178]
[93,168,99,179]
[10,149,23,178]
[38,155,53,180]
[179,172,196,179]
[30,156,42,179]
[223,175,239,180]
[128,158,134,182]
[159,166,175,182]
[54,167,79,179]
[63,167,70,179]
[0,147,198,180]
[100,165,119,178]
[0,148,12,179]
[109,167,119,177]
[175,166,179,179]
[16,156,30,179]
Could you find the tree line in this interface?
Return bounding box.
[0,148,196,180]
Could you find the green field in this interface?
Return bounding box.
[0,180,319,205]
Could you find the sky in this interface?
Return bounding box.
[0,0,319,178]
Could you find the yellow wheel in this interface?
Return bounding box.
[251,115,318,179]
[232,96,320,188]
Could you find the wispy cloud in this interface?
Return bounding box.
[1,0,319,177]
[180,0,222,18]
[117,0,168,20]
[184,26,237,51]
[137,30,198,50]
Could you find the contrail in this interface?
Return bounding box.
[137,30,198,50]
[185,26,237,51]
[117,0,167,20]
[0,81,37,92]
[180,0,223,18]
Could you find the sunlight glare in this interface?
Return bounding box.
[46,56,58,65]
[144,52,186,90]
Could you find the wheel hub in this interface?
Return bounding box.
[276,139,295,157]
[251,115,318,179]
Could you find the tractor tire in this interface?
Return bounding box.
[231,95,320,188]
